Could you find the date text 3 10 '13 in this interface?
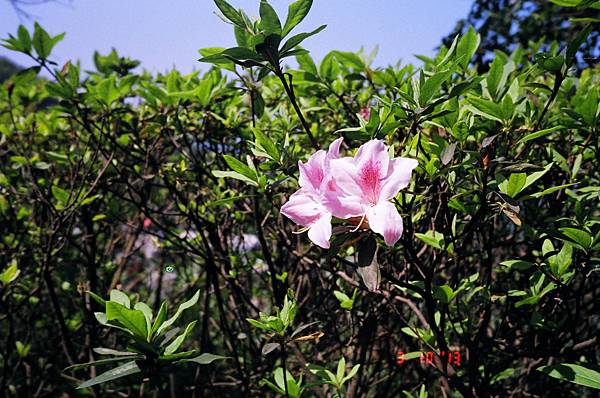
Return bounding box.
[396,351,462,367]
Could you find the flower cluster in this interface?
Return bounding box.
[281,139,418,249]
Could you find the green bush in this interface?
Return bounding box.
[0,1,599,396]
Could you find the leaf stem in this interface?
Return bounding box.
[275,69,319,150]
[280,339,290,398]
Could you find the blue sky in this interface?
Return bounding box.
[1,0,473,74]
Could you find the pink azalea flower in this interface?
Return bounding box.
[280,138,343,249]
[327,140,418,246]
[359,107,371,121]
[281,138,418,249]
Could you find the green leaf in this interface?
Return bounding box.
[553,243,573,275]
[214,0,246,27]
[548,0,583,6]
[577,86,598,126]
[280,47,308,59]
[259,0,282,35]
[569,17,600,23]
[419,69,452,105]
[134,302,153,335]
[66,356,142,372]
[283,0,313,37]
[535,52,564,74]
[15,341,29,357]
[159,350,195,361]
[32,23,63,60]
[456,26,480,69]
[501,94,515,120]
[516,126,564,145]
[51,185,70,205]
[253,128,280,161]
[91,214,106,222]
[223,155,258,181]
[17,25,31,54]
[180,353,229,365]
[504,173,527,198]
[333,50,365,70]
[109,290,131,308]
[559,227,592,249]
[415,230,445,250]
[515,295,542,308]
[197,47,235,71]
[280,25,326,54]
[333,290,350,303]
[234,25,249,47]
[467,98,503,122]
[77,361,141,389]
[0,262,20,285]
[93,347,138,356]
[105,302,148,339]
[319,51,337,80]
[336,357,346,382]
[438,34,459,67]
[296,52,317,74]
[491,368,515,384]
[164,320,197,355]
[212,170,259,186]
[274,368,299,395]
[343,364,360,383]
[33,23,52,59]
[247,318,271,331]
[262,378,285,395]
[280,292,298,328]
[486,55,509,99]
[433,285,456,304]
[156,290,200,336]
[522,162,553,191]
[537,363,600,389]
[86,291,106,307]
[500,260,534,271]
[150,302,168,338]
[529,183,576,198]
[94,312,130,334]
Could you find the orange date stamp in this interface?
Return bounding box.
[396,350,462,367]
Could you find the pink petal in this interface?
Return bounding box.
[379,158,419,201]
[354,140,390,203]
[307,213,332,249]
[323,187,365,219]
[280,189,325,227]
[298,150,327,191]
[329,157,363,197]
[327,157,367,218]
[354,140,390,180]
[326,137,344,160]
[366,201,404,246]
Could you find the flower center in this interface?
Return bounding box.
[360,159,381,204]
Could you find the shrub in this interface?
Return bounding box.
[0,1,599,396]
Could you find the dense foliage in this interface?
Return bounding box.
[443,0,600,70]
[1,1,599,396]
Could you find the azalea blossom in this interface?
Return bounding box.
[281,138,417,248]
[358,107,371,121]
[327,140,418,246]
[280,138,343,249]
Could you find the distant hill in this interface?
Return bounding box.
[0,56,22,83]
